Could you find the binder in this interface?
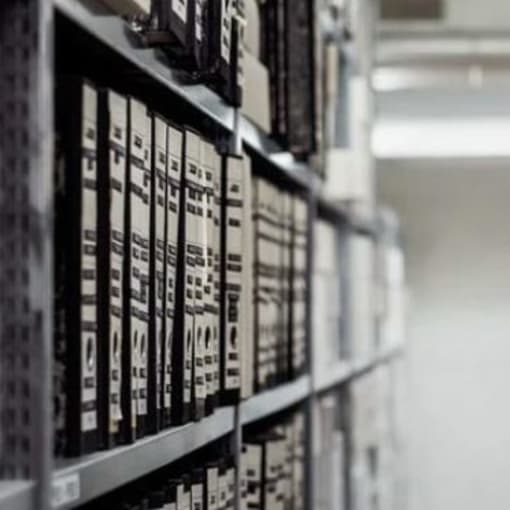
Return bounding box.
[225,461,235,510]
[202,141,218,416]
[240,446,249,510]
[148,115,168,433]
[97,88,128,449]
[149,0,206,71]
[253,177,271,391]
[151,0,189,51]
[192,136,207,422]
[280,192,292,383]
[218,462,228,510]
[163,124,183,427]
[220,155,245,404]
[240,155,253,400]
[205,462,219,510]
[176,477,190,510]
[244,444,262,510]
[182,475,192,510]
[121,97,152,443]
[54,78,99,456]
[212,150,222,411]
[228,0,245,106]
[149,490,166,510]
[191,469,206,510]
[172,128,199,425]
[291,197,307,378]
[165,480,178,510]
[206,0,233,95]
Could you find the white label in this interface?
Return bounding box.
[172,0,188,23]
[221,0,232,63]
[52,474,81,508]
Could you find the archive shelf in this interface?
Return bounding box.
[240,116,312,190]
[0,1,404,509]
[53,0,235,133]
[52,407,236,509]
[314,346,404,394]
[240,376,311,426]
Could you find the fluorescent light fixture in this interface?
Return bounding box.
[373,118,510,159]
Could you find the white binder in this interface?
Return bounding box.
[164,124,183,425]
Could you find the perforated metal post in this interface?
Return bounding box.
[0,1,53,509]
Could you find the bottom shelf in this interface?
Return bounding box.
[0,481,35,510]
[52,406,235,509]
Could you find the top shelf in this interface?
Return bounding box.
[54,0,235,132]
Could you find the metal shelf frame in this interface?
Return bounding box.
[0,1,402,509]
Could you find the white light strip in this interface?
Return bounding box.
[373,118,510,159]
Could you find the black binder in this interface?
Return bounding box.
[220,155,245,404]
[164,124,184,427]
[121,97,152,443]
[97,88,128,449]
[192,137,207,421]
[191,468,206,510]
[206,0,233,95]
[212,151,222,411]
[172,127,199,425]
[202,141,217,416]
[148,115,168,433]
[54,77,99,456]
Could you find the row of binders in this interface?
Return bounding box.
[53,77,309,457]
[79,408,305,510]
[101,0,245,106]
[81,444,237,510]
[242,410,306,510]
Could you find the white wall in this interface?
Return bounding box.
[377,159,510,510]
[445,0,510,28]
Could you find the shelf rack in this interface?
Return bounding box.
[0,1,402,509]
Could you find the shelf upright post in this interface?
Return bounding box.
[0,1,54,509]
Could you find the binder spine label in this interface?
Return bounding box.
[221,0,233,64]
[172,0,188,23]
[108,92,127,434]
[80,84,99,433]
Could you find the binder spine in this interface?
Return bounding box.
[121,98,149,443]
[138,111,152,437]
[149,115,167,433]
[165,125,183,426]
[202,142,217,416]
[77,83,100,454]
[212,155,222,410]
[192,137,207,421]
[97,89,127,449]
[206,463,219,510]
[55,79,99,456]
[220,156,243,404]
[172,128,198,425]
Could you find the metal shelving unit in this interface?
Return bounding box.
[0,1,404,509]
[52,407,236,509]
[240,376,311,426]
[54,0,235,133]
